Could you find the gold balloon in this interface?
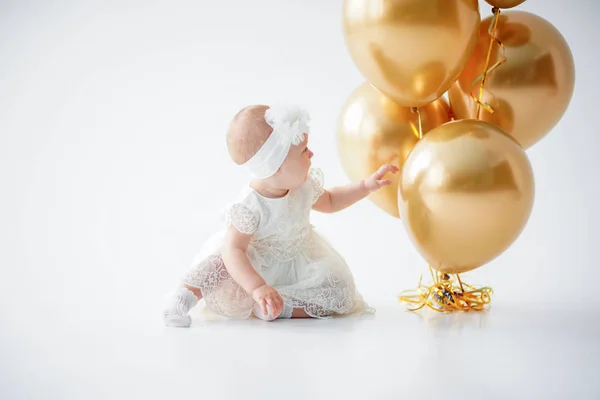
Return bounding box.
[449,11,575,149]
[485,0,526,9]
[342,0,480,107]
[398,119,534,274]
[337,82,451,217]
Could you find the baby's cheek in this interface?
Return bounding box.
[295,158,307,171]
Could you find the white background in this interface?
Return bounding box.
[1,1,599,399]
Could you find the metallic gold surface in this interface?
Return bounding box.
[449,11,575,149]
[398,119,534,273]
[337,83,451,217]
[485,0,526,9]
[342,0,480,107]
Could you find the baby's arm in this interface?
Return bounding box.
[222,226,264,292]
[313,164,398,213]
[221,226,284,316]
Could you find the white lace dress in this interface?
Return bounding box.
[182,168,372,319]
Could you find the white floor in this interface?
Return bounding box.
[1,1,599,399]
[3,301,599,400]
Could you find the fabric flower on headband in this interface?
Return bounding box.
[265,105,311,146]
[241,105,311,179]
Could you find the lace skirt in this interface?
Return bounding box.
[181,230,372,319]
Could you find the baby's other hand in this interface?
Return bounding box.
[364,164,399,192]
[251,284,284,318]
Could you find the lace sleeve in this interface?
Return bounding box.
[308,167,325,205]
[225,203,259,235]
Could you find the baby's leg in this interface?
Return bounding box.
[291,308,313,318]
[252,302,296,321]
[163,283,202,327]
[164,256,207,328]
[182,284,202,300]
[166,253,258,324]
[252,303,319,320]
[285,273,355,319]
[291,307,341,318]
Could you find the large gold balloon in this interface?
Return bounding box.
[449,11,575,149]
[337,83,451,217]
[342,0,480,107]
[485,0,526,9]
[398,119,534,274]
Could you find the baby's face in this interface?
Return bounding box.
[277,134,313,189]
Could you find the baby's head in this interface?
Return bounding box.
[226,105,313,189]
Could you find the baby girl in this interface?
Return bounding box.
[164,105,397,326]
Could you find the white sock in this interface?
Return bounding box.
[164,287,198,327]
[252,303,293,321]
[252,303,277,321]
[277,303,293,319]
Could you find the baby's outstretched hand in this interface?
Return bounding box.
[252,284,284,318]
[364,164,399,192]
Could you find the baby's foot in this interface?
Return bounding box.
[252,302,279,321]
[164,287,198,327]
[252,302,293,321]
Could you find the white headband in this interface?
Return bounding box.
[242,105,310,179]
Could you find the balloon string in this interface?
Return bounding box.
[398,272,493,312]
[400,8,500,314]
[470,7,507,119]
[457,273,465,292]
[410,107,423,139]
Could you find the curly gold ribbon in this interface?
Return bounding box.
[399,267,493,312]
[470,7,507,119]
